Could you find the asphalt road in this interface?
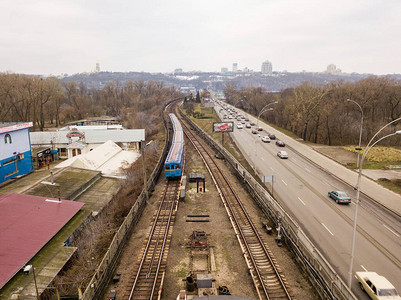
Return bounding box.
[214,103,401,299]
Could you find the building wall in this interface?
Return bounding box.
[0,128,33,183]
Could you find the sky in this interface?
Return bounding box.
[0,0,400,76]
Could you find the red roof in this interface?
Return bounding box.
[0,193,84,288]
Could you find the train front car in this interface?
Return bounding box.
[164,114,184,178]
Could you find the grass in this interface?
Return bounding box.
[343,145,401,163]
[176,262,188,278]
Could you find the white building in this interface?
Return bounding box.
[261,60,273,75]
[30,127,145,159]
[232,63,238,73]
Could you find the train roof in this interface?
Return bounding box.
[173,130,184,143]
[166,141,184,164]
[169,113,182,132]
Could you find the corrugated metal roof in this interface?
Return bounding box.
[0,193,84,288]
[30,129,145,145]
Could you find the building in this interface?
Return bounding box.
[0,193,84,289]
[0,122,34,184]
[261,60,273,75]
[30,127,145,159]
[325,64,342,75]
[232,63,238,73]
[221,67,228,73]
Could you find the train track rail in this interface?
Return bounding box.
[125,180,180,300]
[178,112,293,300]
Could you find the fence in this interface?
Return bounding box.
[179,107,357,300]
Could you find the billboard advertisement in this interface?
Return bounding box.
[213,122,234,133]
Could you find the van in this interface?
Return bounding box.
[356,272,401,300]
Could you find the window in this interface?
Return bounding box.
[4,134,12,144]
[165,164,170,170]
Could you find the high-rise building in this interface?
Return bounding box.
[232,63,238,73]
[261,60,272,75]
[94,61,100,73]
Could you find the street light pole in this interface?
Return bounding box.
[347,119,401,288]
[256,101,278,129]
[347,99,364,167]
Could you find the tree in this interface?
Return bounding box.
[196,91,201,103]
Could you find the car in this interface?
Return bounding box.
[277,150,288,159]
[355,271,401,300]
[228,115,233,119]
[246,123,251,128]
[237,123,243,129]
[257,127,263,131]
[252,129,258,134]
[276,140,285,147]
[241,120,246,124]
[268,133,276,140]
[328,190,351,204]
[261,136,271,143]
[245,118,249,121]
[250,122,256,126]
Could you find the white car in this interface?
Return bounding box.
[356,272,401,300]
[261,136,271,143]
[277,150,288,159]
[237,123,243,129]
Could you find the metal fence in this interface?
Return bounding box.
[179,108,357,300]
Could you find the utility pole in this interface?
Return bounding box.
[32,265,40,300]
[141,141,149,203]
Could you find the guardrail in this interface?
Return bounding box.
[81,98,182,299]
[179,107,357,300]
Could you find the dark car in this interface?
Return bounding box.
[250,122,256,126]
[257,127,263,131]
[328,191,351,204]
[268,133,276,140]
[276,140,285,147]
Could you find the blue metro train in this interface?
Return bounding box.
[164,113,184,178]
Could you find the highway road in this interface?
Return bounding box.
[214,102,401,299]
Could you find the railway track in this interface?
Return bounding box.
[177,112,293,300]
[125,179,180,300]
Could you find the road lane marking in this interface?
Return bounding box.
[321,223,334,236]
[305,167,311,173]
[270,167,275,171]
[361,265,368,272]
[282,180,287,186]
[297,197,306,205]
[383,224,400,237]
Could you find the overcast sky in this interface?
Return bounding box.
[1,0,400,75]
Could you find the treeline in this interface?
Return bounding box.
[224,76,401,146]
[0,72,181,134]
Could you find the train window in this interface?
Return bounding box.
[166,165,170,170]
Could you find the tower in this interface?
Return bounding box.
[261,60,272,75]
[94,61,100,73]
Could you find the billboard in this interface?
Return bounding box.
[213,122,233,133]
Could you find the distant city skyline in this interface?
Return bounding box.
[1,0,400,76]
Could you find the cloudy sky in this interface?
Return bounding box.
[1,0,400,75]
